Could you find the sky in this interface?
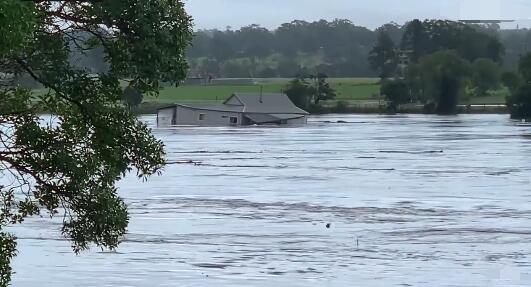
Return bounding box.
[184,0,531,30]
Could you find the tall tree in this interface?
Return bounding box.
[506,52,531,119]
[236,24,274,59]
[312,73,337,105]
[409,50,471,114]
[210,29,237,62]
[401,20,504,64]
[284,74,336,109]
[499,29,531,71]
[501,71,523,94]
[235,24,274,76]
[185,18,509,78]
[368,29,397,79]
[379,22,404,44]
[188,19,378,78]
[518,53,531,83]
[506,83,531,119]
[0,1,193,285]
[401,19,430,63]
[284,77,314,110]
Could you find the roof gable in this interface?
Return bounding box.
[223,95,244,106]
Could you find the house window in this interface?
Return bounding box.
[229,116,238,124]
[199,113,206,121]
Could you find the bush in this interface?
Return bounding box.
[122,86,143,107]
[501,71,523,94]
[335,101,349,113]
[507,83,531,119]
[423,102,436,114]
[380,79,409,112]
[471,58,501,96]
[307,103,329,114]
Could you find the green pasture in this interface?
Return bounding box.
[149,78,381,104]
[32,77,509,108]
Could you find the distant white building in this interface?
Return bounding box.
[157,93,309,126]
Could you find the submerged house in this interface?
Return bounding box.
[157,93,309,126]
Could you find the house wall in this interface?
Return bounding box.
[157,107,176,126]
[175,106,242,126]
[158,105,308,127]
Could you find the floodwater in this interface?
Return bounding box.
[10,114,531,287]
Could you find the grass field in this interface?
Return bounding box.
[152,78,509,105]
[32,77,509,114]
[149,78,382,104]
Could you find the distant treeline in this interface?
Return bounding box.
[12,19,531,83]
[187,19,531,78]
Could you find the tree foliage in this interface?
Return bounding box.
[518,53,531,83]
[407,50,471,114]
[0,0,193,285]
[401,20,504,64]
[499,29,531,71]
[506,52,531,119]
[471,58,502,96]
[380,79,410,112]
[66,17,531,79]
[368,29,397,79]
[506,83,531,119]
[188,19,376,77]
[501,71,523,94]
[122,86,143,107]
[284,74,336,110]
[401,19,430,63]
[313,73,337,105]
[285,77,313,110]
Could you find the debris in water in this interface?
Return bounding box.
[166,160,203,166]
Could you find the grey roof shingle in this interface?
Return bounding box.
[230,93,309,114]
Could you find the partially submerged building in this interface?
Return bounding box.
[157,93,309,126]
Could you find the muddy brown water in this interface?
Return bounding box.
[10,114,531,286]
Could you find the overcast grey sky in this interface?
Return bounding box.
[184,0,531,30]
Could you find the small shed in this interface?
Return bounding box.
[157,93,309,126]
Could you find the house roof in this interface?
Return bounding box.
[227,93,309,114]
[243,113,280,124]
[160,93,308,115]
[175,103,244,113]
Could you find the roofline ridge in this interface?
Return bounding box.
[235,94,247,113]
